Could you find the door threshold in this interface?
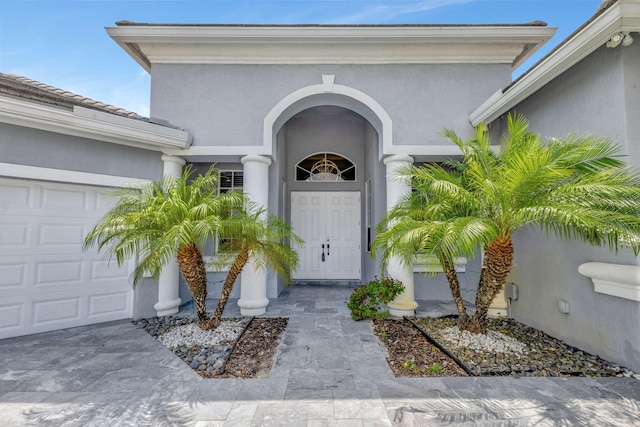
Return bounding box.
[293,280,361,288]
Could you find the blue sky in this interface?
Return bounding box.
[1,0,603,117]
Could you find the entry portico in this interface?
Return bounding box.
[107,22,555,317]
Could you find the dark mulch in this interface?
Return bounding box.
[372,318,469,377]
[204,317,288,379]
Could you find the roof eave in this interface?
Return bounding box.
[470,0,640,126]
[0,95,192,151]
[106,24,555,70]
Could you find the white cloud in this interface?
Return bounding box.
[329,0,475,24]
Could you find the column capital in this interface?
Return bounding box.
[241,154,272,167]
[383,154,414,166]
[161,154,186,166]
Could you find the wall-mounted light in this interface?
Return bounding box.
[607,32,634,48]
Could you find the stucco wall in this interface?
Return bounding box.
[149,61,512,308]
[508,45,627,145]
[622,40,640,166]
[500,44,640,371]
[150,63,510,149]
[0,122,163,180]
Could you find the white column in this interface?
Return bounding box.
[383,154,418,317]
[154,154,185,316]
[238,154,272,315]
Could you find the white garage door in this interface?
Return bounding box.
[0,178,133,339]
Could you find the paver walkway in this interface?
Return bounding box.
[1,284,639,426]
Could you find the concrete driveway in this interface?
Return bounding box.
[1,285,639,426]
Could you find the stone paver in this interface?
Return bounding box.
[1,284,639,426]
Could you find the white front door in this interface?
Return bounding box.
[291,191,361,280]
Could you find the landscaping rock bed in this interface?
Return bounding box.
[135,316,287,378]
[135,316,251,375]
[409,316,640,378]
[372,318,469,377]
[211,317,288,378]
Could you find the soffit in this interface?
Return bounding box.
[106,23,556,72]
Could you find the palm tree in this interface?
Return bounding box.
[374,113,640,333]
[84,166,245,329]
[375,167,473,328]
[208,208,302,329]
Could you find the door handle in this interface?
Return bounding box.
[327,243,330,256]
[322,244,325,262]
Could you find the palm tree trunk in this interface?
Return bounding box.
[208,246,250,330]
[176,244,211,329]
[440,255,469,329]
[468,236,514,334]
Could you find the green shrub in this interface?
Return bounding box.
[346,276,405,320]
[428,363,443,374]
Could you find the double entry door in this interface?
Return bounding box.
[291,191,361,280]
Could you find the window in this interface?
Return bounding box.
[296,152,356,182]
[219,170,243,194]
[216,170,243,253]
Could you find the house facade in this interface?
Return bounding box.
[1,0,639,373]
[106,21,553,319]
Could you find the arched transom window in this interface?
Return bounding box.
[296,152,356,182]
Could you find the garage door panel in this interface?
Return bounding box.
[0,301,24,331]
[96,190,118,211]
[39,224,86,247]
[0,263,26,289]
[0,223,30,248]
[33,296,82,326]
[41,187,89,211]
[91,260,129,281]
[35,260,83,286]
[0,182,31,208]
[88,292,130,317]
[0,178,133,339]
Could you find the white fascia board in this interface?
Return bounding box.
[470,0,640,126]
[384,143,501,158]
[163,145,270,161]
[385,144,464,157]
[73,106,192,149]
[0,95,191,151]
[107,25,555,68]
[0,162,150,187]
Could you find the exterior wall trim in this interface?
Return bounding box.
[107,24,555,72]
[0,95,192,151]
[579,262,640,302]
[264,75,393,160]
[0,162,151,187]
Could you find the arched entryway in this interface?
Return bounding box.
[258,76,417,316]
[263,75,392,285]
[284,107,369,282]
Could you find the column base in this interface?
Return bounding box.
[154,298,181,317]
[238,297,269,316]
[387,301,418,317]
